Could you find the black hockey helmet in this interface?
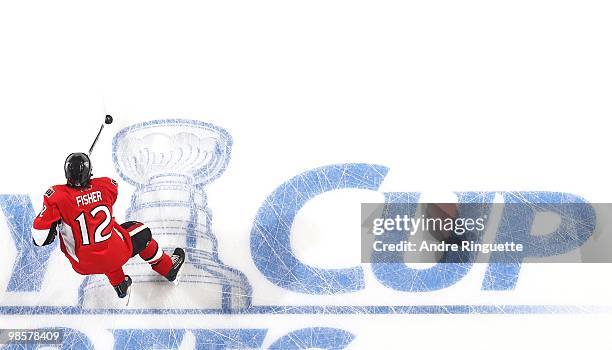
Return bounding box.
[64,152,92,188]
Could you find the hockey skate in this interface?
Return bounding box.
[113,275,133,306]
[166,248,185,285]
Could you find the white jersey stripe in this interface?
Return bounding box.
[59,221,79,263]
[114,227,124,242]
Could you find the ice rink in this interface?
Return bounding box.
[1,0,612,348]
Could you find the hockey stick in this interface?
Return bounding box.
[88,115,114,156]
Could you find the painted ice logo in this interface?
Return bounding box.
[0,118,604,348]
[80,119,252,310]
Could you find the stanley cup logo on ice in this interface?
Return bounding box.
[79,119,252,310]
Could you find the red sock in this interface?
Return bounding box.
[139,239,172,277]
[105,268,126,286]
[151,254,172,276]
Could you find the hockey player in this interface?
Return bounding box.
[32,152,186,299]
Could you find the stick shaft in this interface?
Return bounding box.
[88,124,105,155]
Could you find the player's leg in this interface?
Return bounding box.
[120,221,185,281]
[105,268,132,298]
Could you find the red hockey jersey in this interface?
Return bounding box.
[32,177,132,275]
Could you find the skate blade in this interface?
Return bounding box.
[124,285,132,307]
[172,267,183,286]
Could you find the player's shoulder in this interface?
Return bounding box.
[90,177,119,188]
[43,184,69,201]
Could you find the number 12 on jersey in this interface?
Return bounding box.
[75,205,112,245]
